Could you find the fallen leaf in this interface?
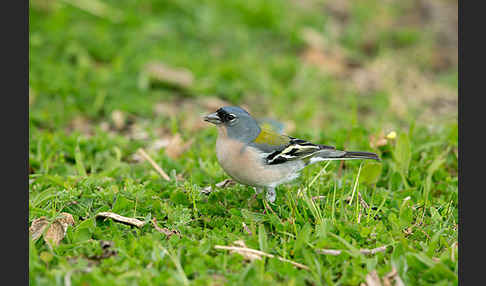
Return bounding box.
[43,213,75,247]
[58,213,75,227]
[144,62,194,89]
[95,212,146,228]
[29,217,49,241]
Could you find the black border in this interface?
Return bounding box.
[3,0,29,284]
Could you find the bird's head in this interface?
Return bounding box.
[203,106,260,143]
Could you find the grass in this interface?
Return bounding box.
[29,0,458,285]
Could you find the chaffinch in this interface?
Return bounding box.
[203,106,380,203]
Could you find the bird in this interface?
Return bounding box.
[203,106,380,203]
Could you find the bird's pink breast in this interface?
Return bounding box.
[216,133,302,188]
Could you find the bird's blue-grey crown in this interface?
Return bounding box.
[203,106,261,143]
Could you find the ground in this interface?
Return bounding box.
[29,0,458,285]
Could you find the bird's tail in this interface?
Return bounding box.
[342,151,381,161]
[308,149,380,164]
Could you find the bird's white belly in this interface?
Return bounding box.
[216,136,303,188]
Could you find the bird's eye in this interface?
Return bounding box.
[228,114,236,121]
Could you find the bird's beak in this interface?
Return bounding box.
[203,112,222,125]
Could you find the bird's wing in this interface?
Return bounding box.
[249,127,336,165]
[265,137,337,165]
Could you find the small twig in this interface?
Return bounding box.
[137,148,171,181]
[359,246,387,255]
[316,249,342,256]
[151,218,180,238]
[214,245,309,270]
[95,212,146,228]
[316,246,388,256]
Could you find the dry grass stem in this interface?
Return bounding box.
[359,246,387,255]
[316,249,342,256]
[214,245,309,270]
[317,246,388,256]
[137,148,171,181]
[151,218,180,238]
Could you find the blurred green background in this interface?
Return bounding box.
[29,0,458,285]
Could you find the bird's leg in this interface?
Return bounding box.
[265,187,276,203]
[250,187,264,201]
